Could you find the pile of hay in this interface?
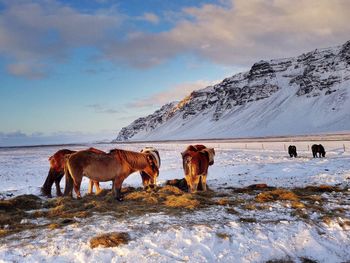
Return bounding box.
[164,194,200,209]
[256,189,299,203]
[90,232,130,248]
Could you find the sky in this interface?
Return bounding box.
[0,0,349,146]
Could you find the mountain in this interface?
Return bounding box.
[115,40,350,141]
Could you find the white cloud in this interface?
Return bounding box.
[0,130,115,146]
[128,79,219,108]
[138,12,160,24]
[0,0,350,77]
[104,0,350,67]
[86,104,121,114]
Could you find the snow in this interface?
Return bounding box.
[117,40,350,141]
[0,140,350,262]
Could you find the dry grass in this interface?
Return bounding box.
[256,189,299,203]
[158,185,184,195]
[164,194,200,209]
[90,232,130,249]
[216,198,230,206]
[0,183,348,239]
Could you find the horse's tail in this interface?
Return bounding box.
[63,155,74,196]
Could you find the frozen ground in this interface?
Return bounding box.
[0,140,350,262]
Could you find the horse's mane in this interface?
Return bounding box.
[140,147,161,168]
[109,148,154,170]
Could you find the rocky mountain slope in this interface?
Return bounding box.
[115,40,350,141]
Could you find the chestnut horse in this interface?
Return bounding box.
[41,147,104,197]
[181,145,215,193]
[140,147,161,188]
[64,148,159,201]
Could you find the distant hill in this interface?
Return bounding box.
[115,40,350,141]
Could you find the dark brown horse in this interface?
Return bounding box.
[181,145,215,193]
[312,144,326,158]
[41,148,105,197]
[64,148,159,201]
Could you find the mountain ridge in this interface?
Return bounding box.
[115,40,350,141]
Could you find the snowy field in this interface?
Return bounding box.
[0,140,350,262]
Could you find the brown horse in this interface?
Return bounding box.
[140,147,161,188]
[64,148,159,201]
[41,148,104,197]
[181,145,215,193]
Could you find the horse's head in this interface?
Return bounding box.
[142,153,159,186]
[202,148,215,165]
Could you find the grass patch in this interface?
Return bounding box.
[256,189,299,203]
[90,232,130,249]
[164,194,200,209]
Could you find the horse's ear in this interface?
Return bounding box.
[186,145,196,151]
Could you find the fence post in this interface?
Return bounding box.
[284,144,286,151]
[344,144,346,152]
[307,145,310,151]
[262,143,264,150]
[245,143,247,149]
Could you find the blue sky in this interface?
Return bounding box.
[0,0,349,146]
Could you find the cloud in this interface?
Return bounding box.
[6,62,48,79]
[86,104,120,114]
[1,0,350,78]
[138,12,160,24]
[0,0,122,78]
[128,79,218,108]
[0,130,115,146]
[103,0,350,67]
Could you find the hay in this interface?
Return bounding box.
[0,195,42,211]
[304,185,340,192]
[158,185,184,195]
[216,198,229,206]
[124,191,148,201]
[164,194,200,209]
[256,189,299,203]
[291,201,305,209]
[247,184,269,189]
[90,232,130,249]
[0,229,10,237]
[165,178,188,191]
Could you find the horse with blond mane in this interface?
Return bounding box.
[41,147,104,197]
[140,147,161,188]
[64,148,159,201]
[181,145,215,193]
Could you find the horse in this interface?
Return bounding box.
[181,145,215,193]
[312,144,326,158]
[64,148,159,201]
[41,148,104,197]
[140,147,161,188]
[288,145,297,158]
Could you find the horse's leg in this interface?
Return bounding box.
[113,177,124,201]
[73,177,82,199]
[41,168,56,197]
[191,175,200,193]
[141,172,150,189]
[184,175,193,193]
[201,174,207,191]
[54,172,64,196]
[94,181,102,195]
[88,180,94,194]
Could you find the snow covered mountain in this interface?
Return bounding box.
[115,40,350,141]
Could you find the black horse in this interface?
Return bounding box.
[288,145,297,158]
[311,144,326,158]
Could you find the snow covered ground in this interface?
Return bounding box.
[0,140,350,262]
